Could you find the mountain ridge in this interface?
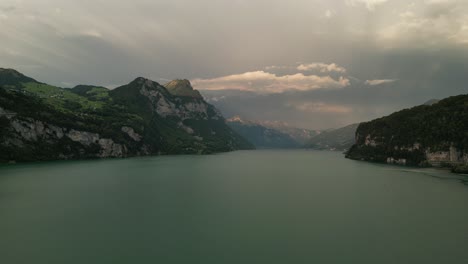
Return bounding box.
[346,94,468,173]
[226,116,300,149]
[0,69,253,162]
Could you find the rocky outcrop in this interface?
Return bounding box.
[97,138,125,158]
[1,114,128,159]
[138,78,218,121]
[121,126,142,142]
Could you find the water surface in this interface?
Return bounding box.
[1,150,468,264]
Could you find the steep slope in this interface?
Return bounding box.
[346,94,468,171]
[227,116,299,149]
[0,69,253,162]
[307,123,359,151]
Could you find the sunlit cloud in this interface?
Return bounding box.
[81,29,103,38]
[297,63,347,73]
[288,102,352,113]
[365,79,398,85]
[192,71,350,93]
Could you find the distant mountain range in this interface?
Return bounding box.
[307,123,360,151]
[0,68,253,162]
[226,116,301,149]
[346,94,468,173]
[256,120,320,145]
[226,115,358,150]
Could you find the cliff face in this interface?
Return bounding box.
[0,70,253,162]
[346,94,468,171]
[2,113,128,159]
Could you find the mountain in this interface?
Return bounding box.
[257,120,320,145]
[164,79,203,98]
[0,69,253,162]
[307,123,359,151]
[226,116,300,149]
[346,94,468,173]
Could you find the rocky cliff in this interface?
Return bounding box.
[0,69,253,162]
[346,94,468,172]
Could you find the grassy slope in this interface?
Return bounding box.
[22,82,106,112]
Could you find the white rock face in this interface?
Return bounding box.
[364,135,378,147]
[156,96,176,117]
[140,84,177,117]
[4,117,127,158]
[121,126,142,142]
[98,138,124,158]
[66,129,99,146]
[182,102,208,118]
[11,119,46,141]
[177,122,194,134]
[46,125,64,139]
[139,80,220,121]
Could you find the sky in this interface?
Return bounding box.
[1,0,468,129]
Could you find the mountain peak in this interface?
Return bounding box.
[128,77,164,89]
[164,79,202,98]
[132,77,151,84]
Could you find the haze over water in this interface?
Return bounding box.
[1,150,467,264]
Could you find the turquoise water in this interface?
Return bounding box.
[0,150,468,263]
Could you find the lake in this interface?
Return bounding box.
[1,150,468,264]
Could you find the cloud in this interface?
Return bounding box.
[365,79,398,85]
[264,65,291,70]
[81,29,103,38]
[192,71,350,93]
[346,0,388,11]
[289,102,352,113]
[297,63,347,73]
[378,1,468,46]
